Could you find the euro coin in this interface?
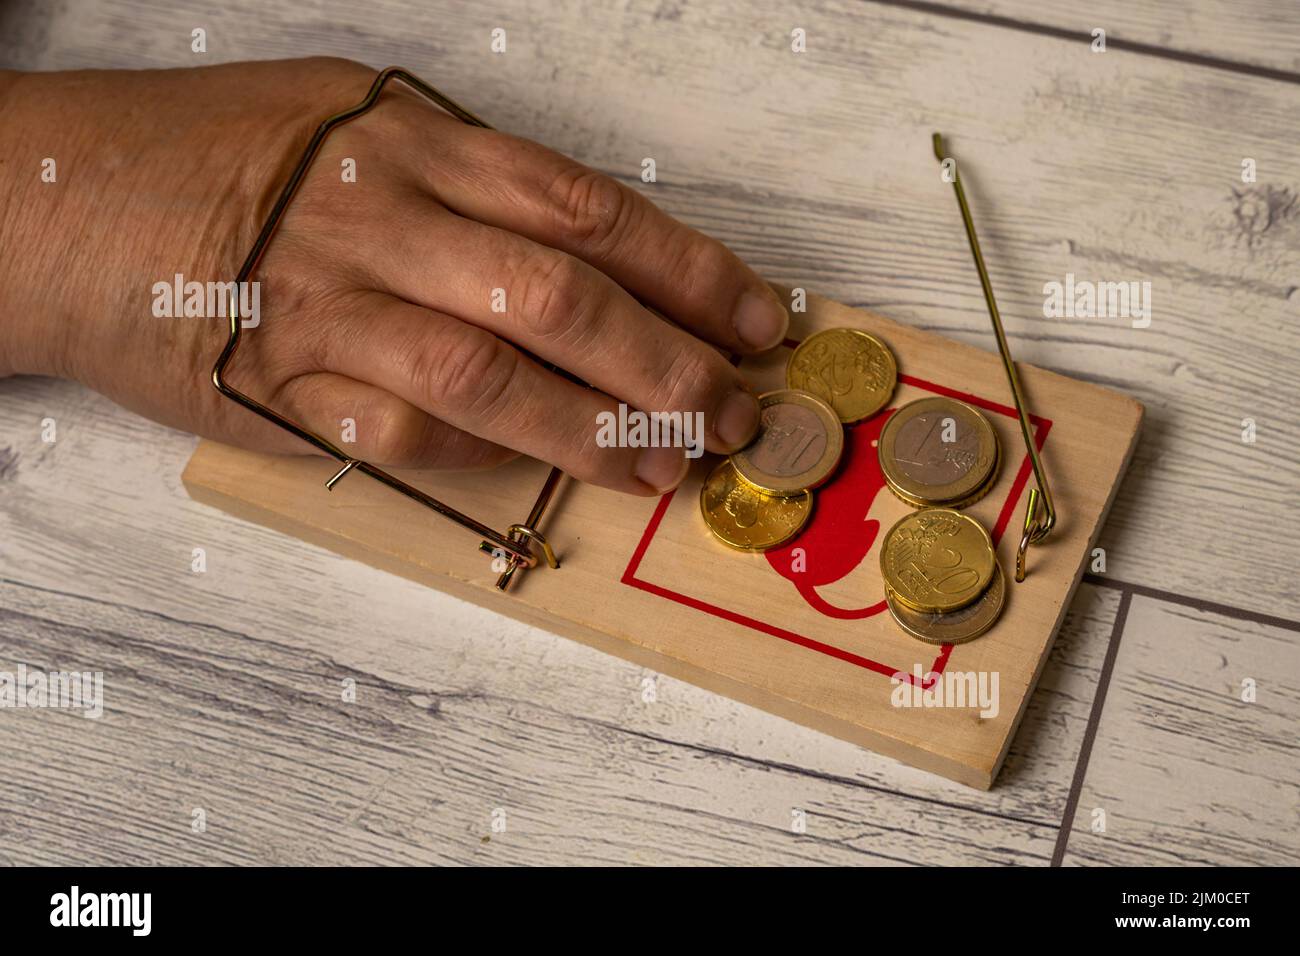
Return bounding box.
[786,328,897,423]
[699,460,812,551]
[880,508,996,614]
[730,389,843,495]
[878,397,999,506]
[885,436,1001,510]
[887,562,1006,644]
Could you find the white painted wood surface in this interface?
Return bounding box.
[941,0,1300,76]
[1063,596,1300,866]
[1,0,1297,864]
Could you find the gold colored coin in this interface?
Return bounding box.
[786,328,897,423]
[730,389,843,495]
[699,460,812,551]
[887,562,1006,645]
[879,508,996,614]
[878,397,999,506]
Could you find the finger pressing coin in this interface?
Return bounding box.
[730,389,843,495]
[698,326,1004,643]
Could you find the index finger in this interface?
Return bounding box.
[418,125,791,355]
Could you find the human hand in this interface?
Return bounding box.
[0,57,788,495]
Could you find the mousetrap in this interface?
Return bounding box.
[185,288,1141,788]
[183,70,1142,787]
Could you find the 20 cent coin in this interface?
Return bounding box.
[880,508,996,614]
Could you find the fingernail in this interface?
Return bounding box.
[715,389,760,449]
[732,289,789,350]
[635,445,689,493]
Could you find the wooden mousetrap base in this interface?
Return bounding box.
[182,292,1142,789]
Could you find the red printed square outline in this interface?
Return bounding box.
[620,341,1052,688]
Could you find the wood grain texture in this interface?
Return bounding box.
[1,0,1297,861]
[0,545,1120,865]
[0,374,1121,864]
[937,0,1300,77]
[5,0,1295,614]
[182,292,1142,788]
[1061,595,1300,866]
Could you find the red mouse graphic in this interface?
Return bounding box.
[765,409,895,619]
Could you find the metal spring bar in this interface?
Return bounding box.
[212,67,561,590]
[933,132,1057,582]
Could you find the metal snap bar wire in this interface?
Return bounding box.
[933,132,1057,582]
[212,67,562,591]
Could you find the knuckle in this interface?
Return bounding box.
[514,252,593,343]
[408,327,519,421]
[651,345,726,413]
[671,234,735,303]
[568,419,602,467]
[548,164,635,254]
[366,401,427,466]
[561,422,618,486]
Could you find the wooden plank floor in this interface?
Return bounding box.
[1,0,1297,864]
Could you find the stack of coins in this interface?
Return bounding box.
[875,395,1006,642]
[698,327,1005,643]
[878,396,1000,508]
[701,329,898,552]
[880,508,1005,644]
[700,389,841,550]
